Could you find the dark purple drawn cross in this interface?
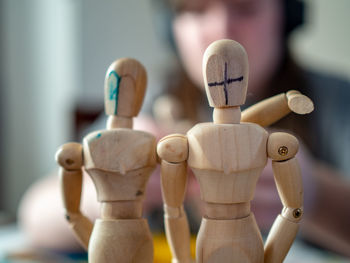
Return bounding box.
[208,62,243,105]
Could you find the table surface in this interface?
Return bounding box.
[0,224,348,263]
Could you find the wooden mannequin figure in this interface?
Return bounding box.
[55,58,156,263]
[157,39,314,263]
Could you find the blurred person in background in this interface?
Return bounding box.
[150,0,350,256]
[18,0,350,258]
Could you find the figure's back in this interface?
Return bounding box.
[83,129,157,201]
[57,58,155,263]
[187,122,268,204]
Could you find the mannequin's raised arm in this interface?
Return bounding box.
[242,90,314,126]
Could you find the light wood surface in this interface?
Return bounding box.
[241,90,314,127]
[267,132,299,161]
[196,215,264,263]
[83,129,156,173]
[213,107,241,124]
[164,207,192,263]
[157,158,192,262]
[107,115,133,129]
[272,157,303,208]
[158,39,308,263]
[160,160,188,207]
[56,143,93,250]
[286,90,314,114]
[264,215,299,263]
[88,219,153,263]
[104,58,147,117]
[187,123,268,175]
[57,58,155,262]
[157,134,189,164]
[264,133,303,262]
[203,39,249,107]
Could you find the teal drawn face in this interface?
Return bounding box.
[108,71,121,114]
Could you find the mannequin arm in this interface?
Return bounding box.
[55,142,93,250]
[157,134,192,263]
[241,90,314,126]
[264,133,303,263]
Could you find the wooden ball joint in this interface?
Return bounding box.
[56,58,156,263]
[157,39,314,263]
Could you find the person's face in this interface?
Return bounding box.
[172,0,284,97]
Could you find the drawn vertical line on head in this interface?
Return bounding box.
[224,62,228,105]
[108,71,122,115]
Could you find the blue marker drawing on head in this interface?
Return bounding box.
[108,71,122,114]
[208,62,243,105]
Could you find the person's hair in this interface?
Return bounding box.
[284,0,304,37]
[152,0,305,50]
[151,0,308,126]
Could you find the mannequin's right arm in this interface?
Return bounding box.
[157,134,193,263]
[56,142,93,250]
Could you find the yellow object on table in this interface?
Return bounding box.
[153,234,196,263]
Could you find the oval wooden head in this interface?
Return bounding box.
[203,39,249,108]
[104,58,147,117]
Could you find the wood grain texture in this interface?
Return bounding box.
[68,213,94,250]
[196,215,264,263]
[241,90,314,127]
[159,159,192,263]
[56,143,93,250]
[59,168,82,214]
[286,90,314,114]
[267,132,299,161]
[88,219,153,263]
[107,115,133,129]
[157,134,189,163]
[213,107,241,124]
[104,58,147,117]
[241,93,290,127]
[204,202,250,220]
[264,215,299,263]
[55,142,83,171]
[83,129,157,172]
[57,58,156,261]
[272,157,303,208]
[187,123,268,174]
[203,39,248,107]
[264,157,303,262]
[160,161,188,207]
[191,168,263,204]
[157,40,307,263]
[87,167,154,202]
[164,207,192,263]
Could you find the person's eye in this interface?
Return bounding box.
[228,2,261,17]
[174,2,207,15]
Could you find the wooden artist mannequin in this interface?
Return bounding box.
[55,58,156,262]
[157,39,313,263]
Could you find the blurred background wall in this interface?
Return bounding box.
[0,0,349,218]
[292,0,350,79]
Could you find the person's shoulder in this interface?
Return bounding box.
[301,70,350,114]
[304,70,350,98]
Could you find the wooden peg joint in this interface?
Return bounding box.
[281,206,303,223]
[107,115,133,129]
[55,142,83,171]
[164,204,186,219]
[268,132,299,161]
[286,90,314,114]
[157,134,189,163]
